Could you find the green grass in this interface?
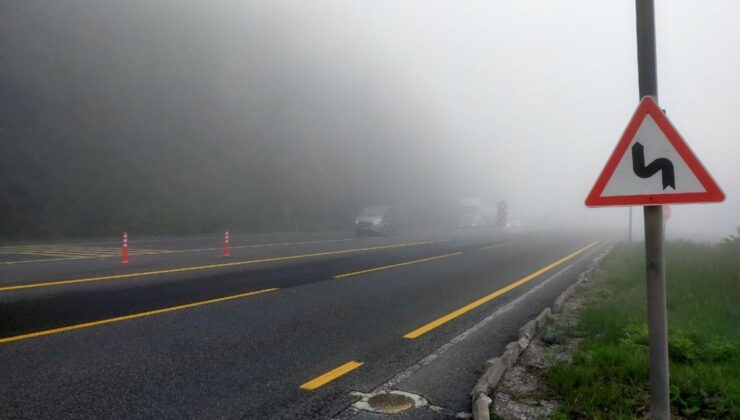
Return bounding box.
[548,233,740,419]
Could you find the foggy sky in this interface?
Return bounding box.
[284,0,739,238]
[3,1,738,239]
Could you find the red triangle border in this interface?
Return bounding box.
[585,96,725,207]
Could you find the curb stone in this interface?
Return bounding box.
[517,320,536,341]
[472,394,492,420]
[469,243,614,420]
[516,336,529,352]
[535,308,552,330]
[501,342,520,368]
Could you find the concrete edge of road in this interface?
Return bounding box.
[469,242,615,420]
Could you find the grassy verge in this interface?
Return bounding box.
[548,235,740,418]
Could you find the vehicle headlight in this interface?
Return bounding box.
[355,218,360,224]
[373,219,382,225]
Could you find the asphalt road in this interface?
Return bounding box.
[0,229,610,419]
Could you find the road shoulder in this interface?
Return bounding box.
[337,242,612,419]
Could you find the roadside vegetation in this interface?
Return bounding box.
[548,231,740,418]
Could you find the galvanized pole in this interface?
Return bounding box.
[643,205,668,419]
[629,208,633,241]
[635,1,670,418]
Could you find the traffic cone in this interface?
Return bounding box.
[224,230,231,257]
[121,231,129,264]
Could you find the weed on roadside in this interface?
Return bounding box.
[547,239,740,418]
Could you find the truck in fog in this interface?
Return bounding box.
[457,198,495,228]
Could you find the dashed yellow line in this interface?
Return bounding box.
[299,361,364,390]
[403,241,599,339]
[333,252,462,279]
[0,288,278,344]
[0,241,437,292]
[479,240,517,250]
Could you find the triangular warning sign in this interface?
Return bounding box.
[586,96,724,207]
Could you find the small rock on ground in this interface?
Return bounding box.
[491,270,606,420]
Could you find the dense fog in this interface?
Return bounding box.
[1,1,737,239]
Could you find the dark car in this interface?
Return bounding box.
[355,206,400,236]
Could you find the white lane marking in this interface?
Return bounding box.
[373,241,610,391]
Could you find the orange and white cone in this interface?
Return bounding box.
[224,230,231,257]
[121,231,129,264]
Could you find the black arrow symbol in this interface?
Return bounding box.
[631,142,675,190]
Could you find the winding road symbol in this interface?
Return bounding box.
[631,142,675,190]
[586,96,724,206]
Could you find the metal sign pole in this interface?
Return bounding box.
[643,205,669,419]
[635,1,670,418]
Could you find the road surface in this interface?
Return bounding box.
[0,229,609,419]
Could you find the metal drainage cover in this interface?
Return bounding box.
[367,393,415,413]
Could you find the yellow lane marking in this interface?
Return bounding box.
[38,251,117,257]
[0,246,107,252]
[4,246,117,253]
[122,239,357,255]
[403,241,599,339]
[480,241,518,250]
[232,238,354,249]
[0,246,102,254]
[0,257,88,265]
[299,361,364,390]
[0,241,436,292]
[0,250,93,259]
[333,252,462,279]
[67,236,354,246]
[12,245,167,253]
[0,288,278,345]
[0,239,355,265]
[0,245,171,261]
[30,248,127,256]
